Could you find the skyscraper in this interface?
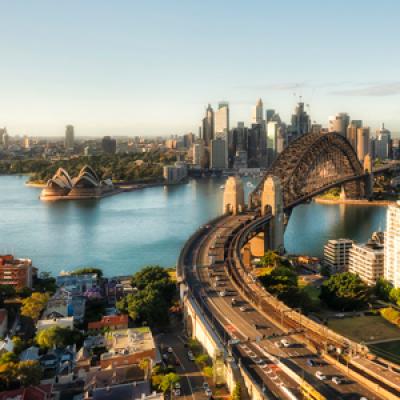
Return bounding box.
[356,127,370,162]
[328,113,350,136]
[289,102,310,141]
[201,104,214,147]
[384,202,400,288]
[102,136,117,154]
[265,109,275,123]
[210,138,227,170]
[214,102,229,168]
[375,123,391,160]
[252,98,264,124]
[65,125,75,149]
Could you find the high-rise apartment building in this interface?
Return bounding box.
[323,238,353,272]
[349,240,384,285]
[201,104,214,147]
[0,255,36,289]
[328,113,350,136]
[210,138,227,169]
[102,136,117,154]
[65,125,75,149]
[356,127,370,162]
[384,202,400,287]
[192,140,205,167]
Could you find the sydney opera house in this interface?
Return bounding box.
[40,165,115,200]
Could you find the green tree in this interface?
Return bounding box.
[232,382,242,400]
[36,326,83,349]
[0,352,18,365]
[159,372,180,393]
[195,353,209,368]
[259,266,298,296]
[20,292,49,321]
[258,251,280,267]
[320,272,370,311]
[71,267,103,278]
[389,288,400,306]
[375,278,393,302]
[17,360,42,386]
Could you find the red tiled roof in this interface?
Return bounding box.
[88,314,128,330]
[0,384,53,400]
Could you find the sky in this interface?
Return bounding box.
[0,0,400,137]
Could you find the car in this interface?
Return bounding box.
[174,389,181,396]
[307,358,316,367]
[231,298,237,306]
[205,388,212,397]
[215,276,220,281]
[360,397,368,400]
[203,382,209,389]
[332,376,342,385]
[239,306,247,312]
[187,351,195,361]
[175,383,181,389]
[219,291,227,297]
[280,339,291,348]
[315,371,327,380]
[254,358,264,364]
[167,347,173,353]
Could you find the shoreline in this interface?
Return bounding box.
[314,197,396,206]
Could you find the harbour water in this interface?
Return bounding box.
[0,175,388,276]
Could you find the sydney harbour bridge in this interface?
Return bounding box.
[177,131,400,400]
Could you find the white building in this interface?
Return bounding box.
[375,123,391,160]
[323,239,353,272]
[349,241,384,285]
[385,202,400,287]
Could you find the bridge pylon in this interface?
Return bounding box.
[223,176,245,215]
[261,176,284,253]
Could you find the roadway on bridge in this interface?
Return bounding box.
[188,215,382,400]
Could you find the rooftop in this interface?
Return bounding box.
[101,327,155,360]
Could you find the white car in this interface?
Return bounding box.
[315,371,327,380]
[205,388,212,397]
[174,388,181,396]
[239,306,247,312]
[203,382,209,389]
[167,347,173,353]
[175,382,181,389]
[187,351,195,361]
[332,376,341,385]
[280,339,291,348]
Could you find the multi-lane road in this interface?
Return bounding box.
[183,215,385,400]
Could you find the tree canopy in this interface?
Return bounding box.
[35,326,83,349]
[71,267,103,278]
[320,272,370,311]
[117,265,176,327]
[20,292,50,321]
[0,360,42,390]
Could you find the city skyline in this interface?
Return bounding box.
[1,1,400,136]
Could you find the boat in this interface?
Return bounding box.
[220,185,225,189]
[246,182,255,188]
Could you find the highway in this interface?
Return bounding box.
[183,215,385,400]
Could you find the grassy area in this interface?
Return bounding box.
[368,340,400,364]
[328,315,400,343]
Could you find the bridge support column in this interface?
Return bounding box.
[261,176,284,253]
[223,176,245,215]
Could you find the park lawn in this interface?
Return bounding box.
[298,278,321,307]
[328,315,400,343]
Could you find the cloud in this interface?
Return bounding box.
[331,82,400,97]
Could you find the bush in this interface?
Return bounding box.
[320,272,370,311]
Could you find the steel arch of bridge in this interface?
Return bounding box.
[254,132,366,210]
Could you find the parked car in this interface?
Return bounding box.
[332,376,342,385]
[280,339,291,348]
[187,351,195,361]
[315,371,327,380]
